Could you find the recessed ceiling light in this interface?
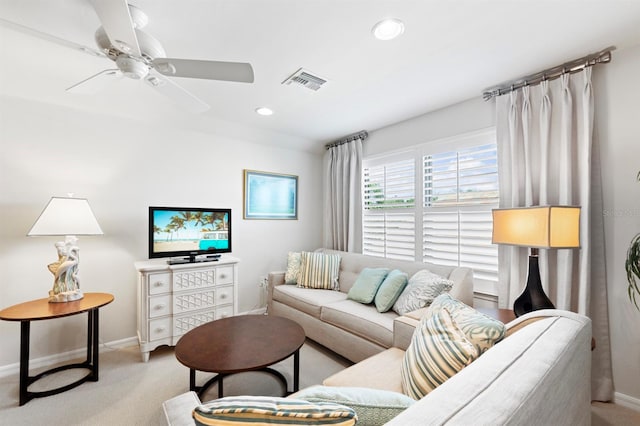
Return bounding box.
[372,18,405,41]
[255,107,274,116]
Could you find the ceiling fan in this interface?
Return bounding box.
[0,0,254,113]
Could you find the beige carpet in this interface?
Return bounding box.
[0,340,351,425]
[1,340,638,425]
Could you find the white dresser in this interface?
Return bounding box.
[134,256,239,362]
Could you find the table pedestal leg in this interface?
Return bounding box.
[19,321,30,406]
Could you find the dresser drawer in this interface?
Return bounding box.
[149,317,171,340]
[216,266,234,285]
[215,285,233,305]
[173,289,215,315]
[173,268,215,291]
[216,305,234,320]
[148,273,171,295]
[173,310,215,336]
[149,295,171,318]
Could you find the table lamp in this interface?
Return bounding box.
[27,196,103,303]
[492,205,580,317]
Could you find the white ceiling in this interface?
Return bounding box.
[1,0,639,152]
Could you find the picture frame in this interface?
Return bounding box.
[243,170,298,220]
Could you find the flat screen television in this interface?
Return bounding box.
[149,206,231,263]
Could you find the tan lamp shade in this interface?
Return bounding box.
[492,206,580,249]
[28,197,103,236]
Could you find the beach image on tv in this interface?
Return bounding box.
[153,210,229,253]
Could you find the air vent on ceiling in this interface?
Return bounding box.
[282,68,327,91]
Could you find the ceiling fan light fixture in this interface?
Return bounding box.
[372,18,405,41]
[115,56,148,80]
[255,107,274,116]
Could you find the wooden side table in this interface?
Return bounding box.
[476,307,517,323]
[0,292,114,406]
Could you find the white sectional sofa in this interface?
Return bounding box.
[267,248,475,363]
[163,309,592,425]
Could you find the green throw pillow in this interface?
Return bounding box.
[374,269,408,312]
[347,268,390,304]
[295,386,415,426]
[284,251,301,284]
[429,293,506,354]
[401,307,479,400]
[297,252,342,290]
[193,395,357,426]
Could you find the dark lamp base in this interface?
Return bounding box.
[513,255,555,317]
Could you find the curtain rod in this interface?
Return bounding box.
[482,46,615,101]
[325,130,369,149]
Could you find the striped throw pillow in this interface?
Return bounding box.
[429,293,506,354]
[192,395,357,425]
[401,307,479,400]
[297,252,342,290]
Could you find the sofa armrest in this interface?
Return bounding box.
[393,315,419,350]
[267,271,286,314]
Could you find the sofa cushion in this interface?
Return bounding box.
[392,269,454,315]
[295,386,415,426]
[429,293,506,354]
[347,268,389,304]
[401,308,479,400]
[284,251,302,284]
[374,270,409,313]
[273,285,348,318]
[192,395,357,425]
[321,299,396,347]
[298,252,342,290]
[323,347,406,394]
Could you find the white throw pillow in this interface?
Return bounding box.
[392,269,453,315]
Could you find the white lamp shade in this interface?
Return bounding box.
[28,197,103,236]
[492,205,580,249]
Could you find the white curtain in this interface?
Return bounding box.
[323,138,363,252]
[496,68,613,401]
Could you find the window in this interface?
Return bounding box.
[362,129,499,284]
[363,157,416,260]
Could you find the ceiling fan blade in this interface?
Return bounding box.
[90,0,141,56]
[0,18,105,57]
[152,58,254,83]
[144,71,210,113]
[66,69,123,94]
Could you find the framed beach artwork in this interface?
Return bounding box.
[243,170,298,220]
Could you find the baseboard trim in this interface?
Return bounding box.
[0,336,138,378]
[614,392,640,412]
[242,307,267,315]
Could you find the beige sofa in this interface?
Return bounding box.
[163,309,592,425]
[267,249,475,363]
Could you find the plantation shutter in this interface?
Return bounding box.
[422,143,499,282]
[362,158,415,260]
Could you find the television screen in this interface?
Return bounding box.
[149,207,231,260]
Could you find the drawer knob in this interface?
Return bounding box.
[154,281,164,287]
[154,304,166,310]
[219,274,227,279]
[220,293,227,299]
[156,327,166,332]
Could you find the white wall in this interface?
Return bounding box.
[365,44,640,405]
[364,96,495,157]
[594,44,640,405]
[0,96,323,367]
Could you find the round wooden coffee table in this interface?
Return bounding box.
[175,315,305,398]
